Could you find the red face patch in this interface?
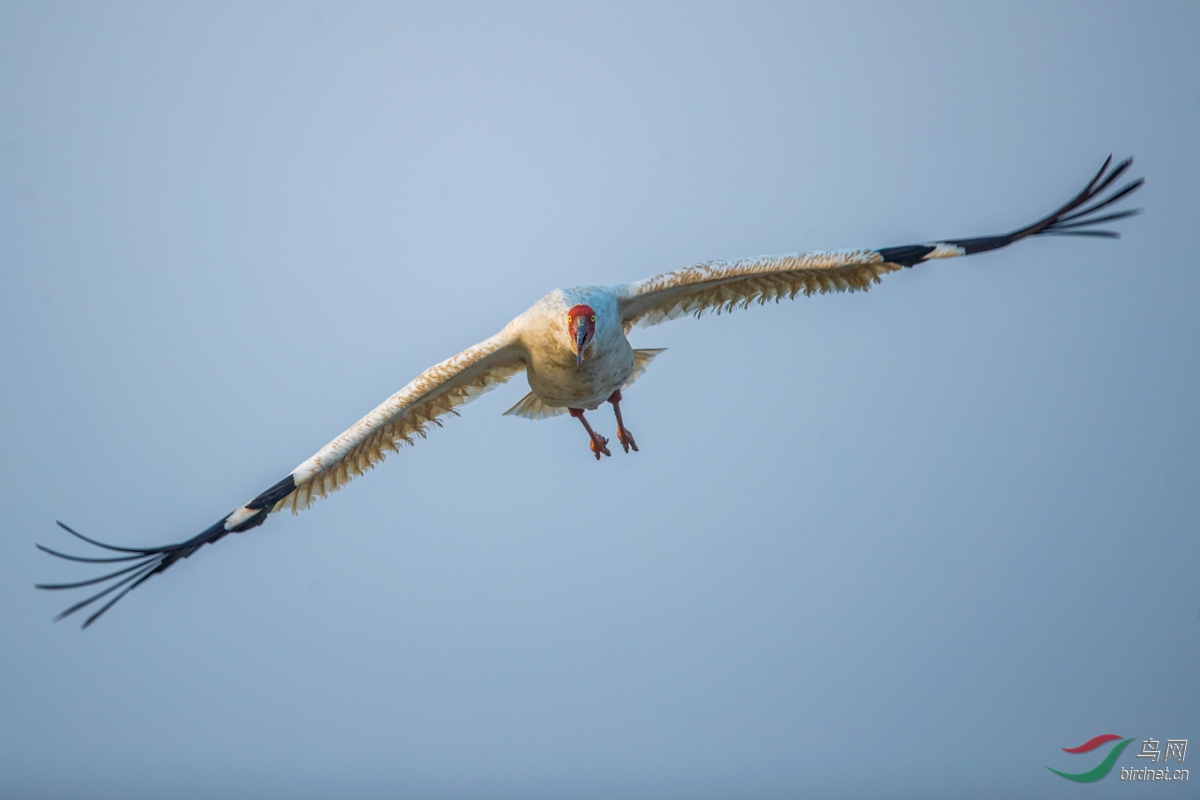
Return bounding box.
[567,304,596,333]
[567,304,597,362]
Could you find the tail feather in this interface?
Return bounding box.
[503,349,667,420]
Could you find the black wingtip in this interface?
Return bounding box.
[54,520,160,554]
[1038,229,1122,239]
[1048,208,1143,231]
[49,557,163,624]
[939,156,1143,257]
[81,566,160,629]
[1020,156,1143,241]
[35,557,159,591]
[36,543,147,564]
[38,516,238,629]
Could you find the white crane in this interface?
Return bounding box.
[39,156,1142,627]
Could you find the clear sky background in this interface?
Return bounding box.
[1,3,1197,798]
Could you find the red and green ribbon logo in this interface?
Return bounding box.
[1048,734,1135,782]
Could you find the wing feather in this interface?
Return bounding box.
[281,331,525,512]
[619,251,896,331]
[39,329,525,626]
[619,156,1142,331]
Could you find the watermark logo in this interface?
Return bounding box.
[1121,738,1189,783]
[1047,734,1188,783]
[1048,734,1134,783]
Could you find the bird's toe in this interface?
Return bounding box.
[589,433,611,459]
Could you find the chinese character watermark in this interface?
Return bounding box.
[1137,738,1162,762]
[1120,738,1188,782]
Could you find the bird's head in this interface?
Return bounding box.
[567,304,597,366]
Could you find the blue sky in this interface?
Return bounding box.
[1,3,1197,798]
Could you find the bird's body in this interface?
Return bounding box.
[38,156,1145,627]
[514,287,634,411]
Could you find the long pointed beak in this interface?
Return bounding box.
[576,325,588,366]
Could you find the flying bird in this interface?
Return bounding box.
[39,156,1143,628]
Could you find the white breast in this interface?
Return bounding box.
[517,286,634,409]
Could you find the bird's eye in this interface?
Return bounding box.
[590,315,596,322]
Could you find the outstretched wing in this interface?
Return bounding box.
[38,329,526,628]
[618,156,1143,330]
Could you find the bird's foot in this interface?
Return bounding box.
[570,407,611,460]
[589,432,611,460]
[606,390,638,454]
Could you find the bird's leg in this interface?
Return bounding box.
[569,408,611,460]
[607,390,638,453]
